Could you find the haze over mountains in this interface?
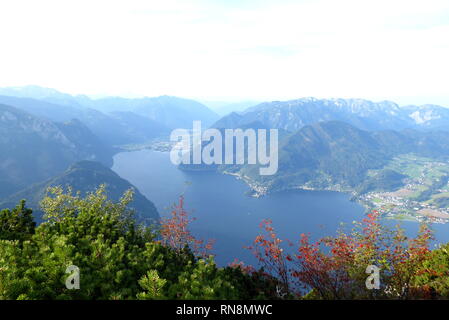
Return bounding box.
[203,97,449,197]
[200,100,261,116]
[0,95,169,145]
[0,86,223,221]
[220,121,449,194]
[0,86,219,131]
[213,98,449,132]
[0,161,159,223]
[1,85,449,222]
[0,103,114,197]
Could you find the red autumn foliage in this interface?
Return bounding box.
[248,211,436,299]
[246,219,291,294]
[160,196,437,299]
[160,195,215,258]
[228,258,256,274]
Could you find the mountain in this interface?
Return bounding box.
[0,95,86,122]
[201,100,261,116]
[0,104,114,197]
[0,95,170,145]
[85,95,219,128]
[212,98,449,132]
[222,121,389,192]
[108,111,171,142]
[0,161,159,223]
[0,86,219,135]
[209,121,449,194]
[356,169,407,194]
[0,85,87,108]
[402,104,449,130]
[55,118,115,163]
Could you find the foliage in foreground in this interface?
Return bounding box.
[3,185,449,300]
[0,185,278,300]
[247,211,449,299]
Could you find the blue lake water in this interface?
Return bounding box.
[112,150,449,266]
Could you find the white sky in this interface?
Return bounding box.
[0,0,448,105]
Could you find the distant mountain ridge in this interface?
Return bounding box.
[201,100,261,116]
[209,121,449,195]
[0,95,172,145]
[213,98,449,132]
[0,85,88,108]
[1,160,160,223]
[84,95,219,129]
[4,86,449,199]
[0,104,114,197]
[0,86,219,131]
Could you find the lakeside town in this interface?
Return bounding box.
[357,190,449,224]
[356,155,449,224]
[119,141,449,224]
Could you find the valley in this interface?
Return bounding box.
[357,154,449,223]
[220,153,449,224]
[224,152,449,224]
[3,0,449,301]
[2,86,449,243]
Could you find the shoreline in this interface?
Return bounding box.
[114,149,448,224]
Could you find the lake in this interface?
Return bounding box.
[112,150,449,266]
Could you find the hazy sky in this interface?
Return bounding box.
[0,0,448,105]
